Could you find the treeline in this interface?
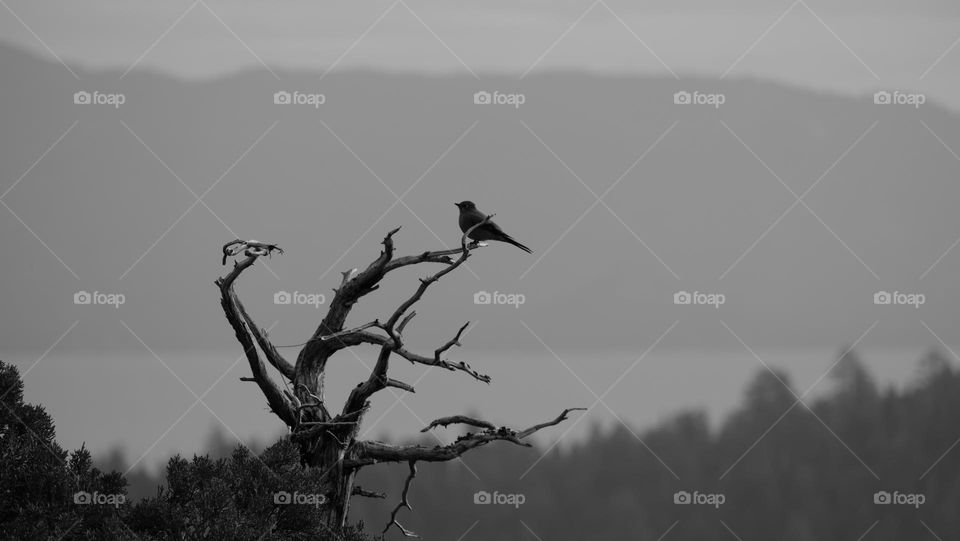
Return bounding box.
[341,348,960,540]
[0,362,374,540]
[6,349,960,539]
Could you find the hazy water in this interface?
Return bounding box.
[1,346,940,473]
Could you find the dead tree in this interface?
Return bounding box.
[215,218,583,535]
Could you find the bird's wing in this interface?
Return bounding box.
[483,219,507,235]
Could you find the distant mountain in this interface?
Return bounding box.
[2,42,958,351]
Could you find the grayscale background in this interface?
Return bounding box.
[2,0,959,538]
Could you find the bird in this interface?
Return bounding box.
[455,201,532,253]
[221,239,283,265]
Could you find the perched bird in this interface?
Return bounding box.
[455,201,532,253]
[221,239,283,265]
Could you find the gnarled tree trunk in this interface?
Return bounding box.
[216,223,582,535]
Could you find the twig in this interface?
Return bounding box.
[435,321,470,362]
[421,415,495,433]
[321,320,381,341]
[516,408,587,439]
[352,486,386,499]
[383,461,418,537]
[396,311,417,336]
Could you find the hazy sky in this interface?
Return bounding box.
[3,0,960,471]
[2,0,960,106]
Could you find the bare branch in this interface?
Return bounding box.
[396,311,417,336]
[516,408,587,439]
[320,222,490,394]
[293,228,406,389]
[382,242,482,274]
[347,408,585,467]
[320,320,381,342]
[307,228,401,341]
[352,486,386,499]
[383,461,418,537]
[334,222,493,422]
[385,378,416,393]
[349,432,524,465]
[295,227,487,395]
[236,299,295,380]
[421,415,495,433]
[382,218,490,343]
[341,346,393,417]
[215,244,295,427]
[351,331,491,383]
[435,321,469,360]
[217,242,288,383]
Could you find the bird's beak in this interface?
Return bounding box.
[453,203,459,208]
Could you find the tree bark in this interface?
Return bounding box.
[216,225,582,535]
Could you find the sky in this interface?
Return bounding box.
[1,0,959,106]
[2,0,960,470]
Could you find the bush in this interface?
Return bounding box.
[127,441,378,540]
[0,361,377,541]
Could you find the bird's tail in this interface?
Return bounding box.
[503,235,533,254]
